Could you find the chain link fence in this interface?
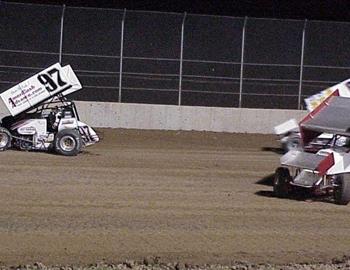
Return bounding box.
[2,2,350,109]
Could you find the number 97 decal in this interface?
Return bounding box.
[37,68,67,92]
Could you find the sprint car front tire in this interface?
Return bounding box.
[273,167,291,198]
[0,127,11,151]
[54,129,82,156]
[334,174,350,205]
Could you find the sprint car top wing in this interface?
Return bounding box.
[304,78,350,111]
[299,92,350,145]
[0,63,81,116]
[274,118,299,135]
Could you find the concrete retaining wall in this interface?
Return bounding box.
[75,101,306,134]
[0,101,307,134]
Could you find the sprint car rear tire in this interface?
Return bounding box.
[334,174,350,205]
[0,127,11,151]
[54,129,82,156]
[274,167,291,198]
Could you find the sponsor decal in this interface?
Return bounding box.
[0,63,80,116]
[305,88,334,111]
[18,126,36,134]
[304,79,350,111]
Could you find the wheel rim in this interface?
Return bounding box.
[0,132,9,148]
[60,135,76,152]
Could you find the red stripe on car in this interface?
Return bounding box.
[317,153,335,176]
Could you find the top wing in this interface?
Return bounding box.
[304,78,350,111]
[0,63,82,116]
[274,118,299,135]
[300,94,350,145]
[60,65,82,96]
[274,79,350,135]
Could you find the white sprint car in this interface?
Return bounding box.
[0,63,99,156]
[274,96,350,205]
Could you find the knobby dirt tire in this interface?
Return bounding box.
[334,174,350,205]
[54,129,82,156]
[274,167,291,198]
[0,127,11,151]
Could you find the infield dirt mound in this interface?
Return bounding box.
[0,129,350,266]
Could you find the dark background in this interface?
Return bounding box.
[1,1,350,109]
[2,0,350,22]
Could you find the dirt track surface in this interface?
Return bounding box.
[1,129,350,266]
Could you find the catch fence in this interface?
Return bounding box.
[1,2,350,109]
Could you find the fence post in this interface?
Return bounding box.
[239,16,247,108]
[298,19,307,110]
[59,4,66,64]
[118,9,126,103]
[178,12,187,106]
